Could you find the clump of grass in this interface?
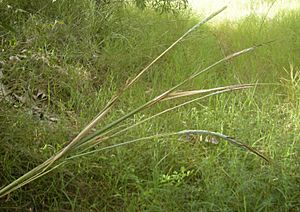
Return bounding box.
[3,2,300,211]
[0,5,270,199]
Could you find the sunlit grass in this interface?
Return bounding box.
[189,0,300,21]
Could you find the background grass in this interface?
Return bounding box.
[0,0,300,211]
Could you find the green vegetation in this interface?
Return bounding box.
[1,0,299,210]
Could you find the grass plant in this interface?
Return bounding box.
[1,5,269,198]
